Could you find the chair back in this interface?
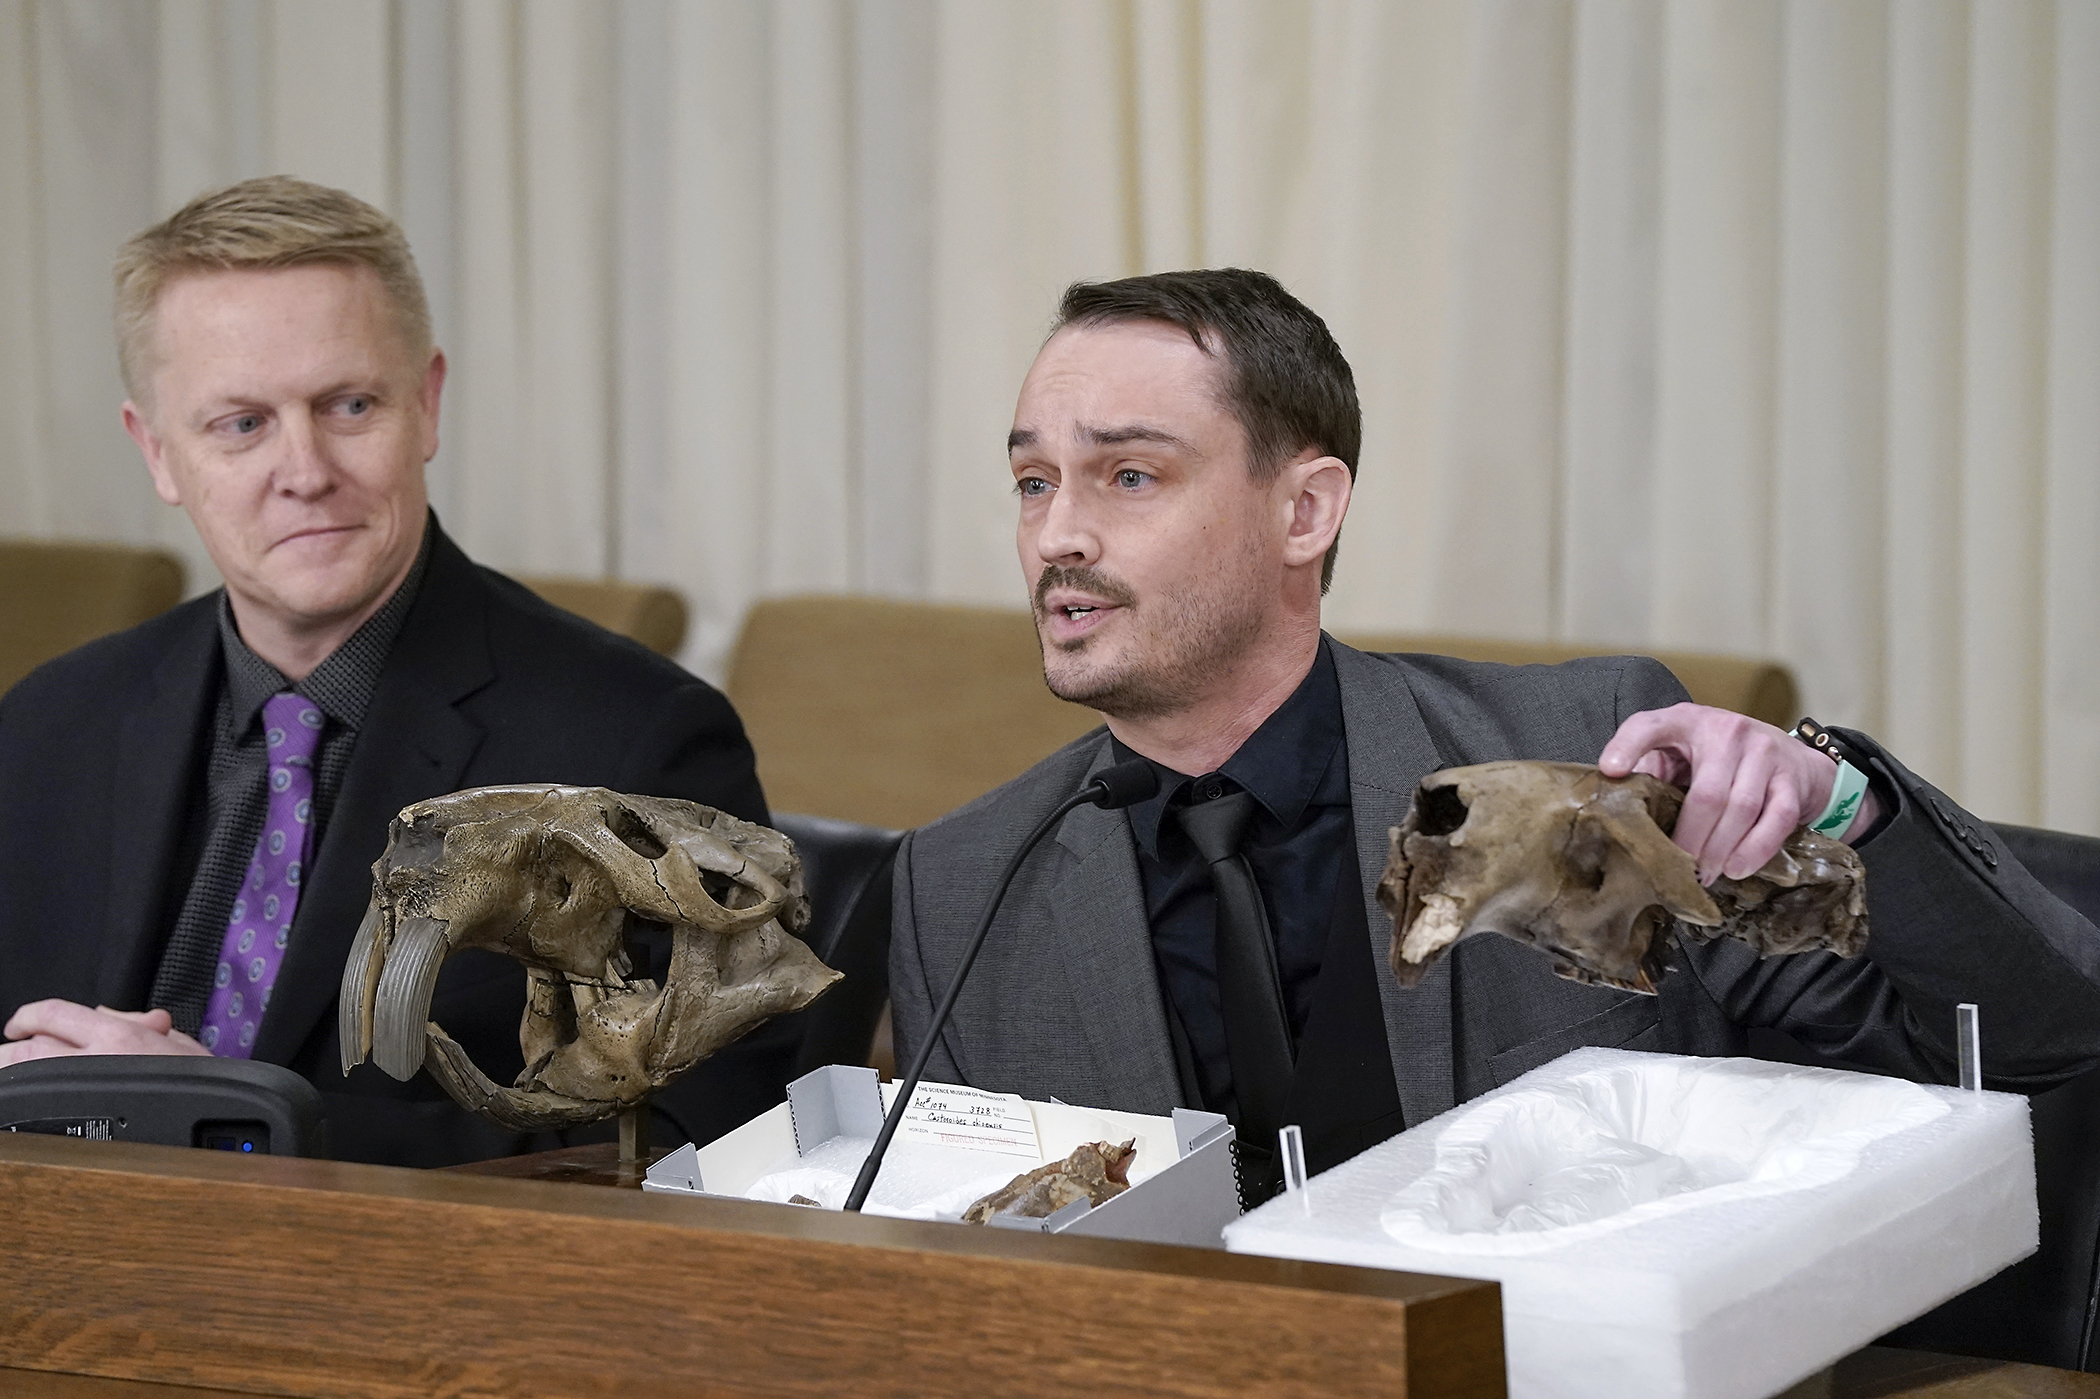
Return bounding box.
[512,575,688,658]
[727,596,1806,829]
[771,812,904,1077]
[1331,632,1799,731]
[0,539,186,693]
[728,597,1099,829]
[1883,822,2100,1371]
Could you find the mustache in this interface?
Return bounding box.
[1033,565,1138,616]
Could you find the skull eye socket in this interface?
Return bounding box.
[1417,783,1470,838]
[608,804,669,859]
[698,867,759,911]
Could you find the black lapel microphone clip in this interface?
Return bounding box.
[842,756,1159,1213]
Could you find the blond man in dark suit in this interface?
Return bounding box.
[0,178,780,1165]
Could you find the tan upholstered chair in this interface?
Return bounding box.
[728,597,1100,830]
[513,576,689,658]
[1330,633,1799,733]
[0,539,187,694]
[726,595,1803,830]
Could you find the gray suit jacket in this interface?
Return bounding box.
[891,642,2100,1127]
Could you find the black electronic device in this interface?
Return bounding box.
[843,757,1158,1211]
[0,1054,325,1157]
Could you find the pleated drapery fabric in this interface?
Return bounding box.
[1,0,2095,833]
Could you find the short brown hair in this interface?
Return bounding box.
[1054,269,1360,590]
[114,175,431,404]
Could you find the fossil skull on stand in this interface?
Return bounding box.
[340,785,839,1133]
[1377,761,1868,995]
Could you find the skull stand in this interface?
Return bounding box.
[619,1104,651,1165]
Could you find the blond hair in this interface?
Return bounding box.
[113,175,431,404]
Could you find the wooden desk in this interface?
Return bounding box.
[8,1136,2093,1399]
[0,1134,1500,1398]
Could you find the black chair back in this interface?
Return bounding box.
[771,812,904,1078]
[1883,822,2100,1370]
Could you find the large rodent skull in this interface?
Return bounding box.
[340,785,840,1129]
[1376,761,1867,995]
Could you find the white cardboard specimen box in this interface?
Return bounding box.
[1225,1047,2036,1399]
[644,1064,1241,1249]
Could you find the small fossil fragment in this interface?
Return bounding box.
[1378,761,1868,994]
[788,1194,822,1208]
[962,1140,1138,1224]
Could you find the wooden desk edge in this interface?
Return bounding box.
[0,1132,1482,1302]
[0,1134,1506,1399]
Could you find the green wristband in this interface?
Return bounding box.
[1811,758,1870,840]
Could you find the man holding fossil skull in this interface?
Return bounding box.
[0,177,784,1166]
[890,268,2100,1192]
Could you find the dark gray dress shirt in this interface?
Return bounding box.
[150,526,433,1033]
[1112,638,1355,1119]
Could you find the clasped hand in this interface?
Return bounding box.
[0,1000,211,1068]
[1600,703,1882,886]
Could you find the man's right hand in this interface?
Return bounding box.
[0,1000,211,1067]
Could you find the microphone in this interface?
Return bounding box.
[843,756,1159,1212]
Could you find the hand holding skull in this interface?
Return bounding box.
[1378,762,1867,994]
[340,785,839,1130]
[1600,703,1881,883]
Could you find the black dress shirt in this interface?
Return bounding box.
[1113,638,1360,1120]
[150,524,433,1033]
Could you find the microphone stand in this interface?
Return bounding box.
[843,758,1157,1213]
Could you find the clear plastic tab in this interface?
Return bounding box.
[1957,1003,1982,1093]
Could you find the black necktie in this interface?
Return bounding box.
[1174,787,1295,1196]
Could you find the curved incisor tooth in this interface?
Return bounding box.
[338,900,388,1075]
[371,915,451,1081]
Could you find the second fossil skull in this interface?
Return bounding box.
[1377,761,1868,995]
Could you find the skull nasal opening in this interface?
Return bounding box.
[608,804,668,859]
[1417,783,1470,837]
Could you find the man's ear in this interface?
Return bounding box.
[123,401,183,507]
[418,348,448,462]
[1279,454,1351,570]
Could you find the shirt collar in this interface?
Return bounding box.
[215,517,433,736]
[216,605,290,735]
[1113,635,1346,859]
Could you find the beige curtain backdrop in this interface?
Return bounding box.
[1,0,2094,834]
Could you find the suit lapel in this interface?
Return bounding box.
[1048,748,1184,1112]
[99,605,221,1008]
[255,528,494,1065]
[1332,641,1457,1127]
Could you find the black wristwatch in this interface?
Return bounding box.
[1789,717,1851,766]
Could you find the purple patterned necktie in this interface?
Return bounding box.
[199,692,322,1057]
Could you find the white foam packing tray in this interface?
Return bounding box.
[1224,1047,2036,1399]
[644,1064,1242,1250]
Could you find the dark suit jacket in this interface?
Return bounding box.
[890,641,2100,1130]
[0,524,782,1167]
